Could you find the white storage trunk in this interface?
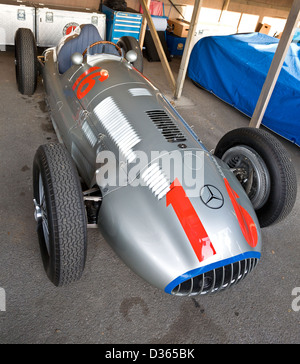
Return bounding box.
[0,1,35,50]
[36,6,106,47]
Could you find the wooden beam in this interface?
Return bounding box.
[174,0,203,99]
[233,0,291,13]
[249,0,300,128]
[139,0,176,91]
[222,0,231,11]
[218,0,231,22]
[139,0,151,49]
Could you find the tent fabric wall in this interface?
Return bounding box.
[188,33,300,146]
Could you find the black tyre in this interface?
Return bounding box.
[33,143,87,286]
[214,127,297,227]
[143,30,171,62]
[15,28,37,95]
[117,36,143,73]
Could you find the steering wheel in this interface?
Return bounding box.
[82,41,122,57]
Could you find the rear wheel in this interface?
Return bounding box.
[117,36,143,73]
[214,127,297,227]
[33,143,87,286]
[15,28,37,95]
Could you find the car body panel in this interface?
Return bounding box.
[41,47,262,295]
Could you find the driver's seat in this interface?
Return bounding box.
[58,24,120,74]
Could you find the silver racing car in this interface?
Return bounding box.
[15,24,297,296]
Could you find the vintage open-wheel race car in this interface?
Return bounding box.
[14,24,297,296]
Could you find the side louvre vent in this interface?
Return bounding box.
[141,162,170,200]
[94,97,141,163]
[146,110,186,143]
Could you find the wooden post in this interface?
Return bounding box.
[249,0,300,128]
[218,0,230,22]
[139,0,176,91]
[222,0,230,11]
[174,0,203,99]
[139,0,151,49]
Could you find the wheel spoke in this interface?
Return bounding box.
[222,145,271,210]
[38,173,50,255]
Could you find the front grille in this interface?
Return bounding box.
[146,110,186,143]
[171,258,259,297]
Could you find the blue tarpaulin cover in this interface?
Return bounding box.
[188,33,300,146]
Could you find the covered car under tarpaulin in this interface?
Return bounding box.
[188,32,300,146]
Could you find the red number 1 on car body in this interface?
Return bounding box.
[166,178,216,263]
[224,178,258,248]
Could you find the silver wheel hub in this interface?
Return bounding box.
[222,145,271,210]
[33,199,42,222]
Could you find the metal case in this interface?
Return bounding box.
[102,5,142,44]
[35,5,106,47]
[0,1,35,50]
[166,32,186,56]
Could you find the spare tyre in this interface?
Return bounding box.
[15,28,37,96]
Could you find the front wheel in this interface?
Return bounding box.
[33,143,87,286]
[214,127,297,227]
